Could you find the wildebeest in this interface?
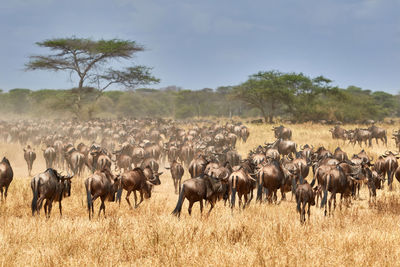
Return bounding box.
[117,167,161,209]
[368,125,387,146]
[329,125,347,142]
[272,125,292,140]
[166,160,184,194]
[31,168,73,217]
[265,139,297,157]
[256,159,294,203]
[24,145,36,176]
[85,168,121,219]
[188,154,209,178]
[229,166,256,209]
[43,146,56,169]
[382,151,399,190]
[172,176,224,217]
[295,180,316,224]
[64,147,85,176]
[0,157,13,201]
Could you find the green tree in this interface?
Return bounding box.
[25,37,159,118]
[232,70,293,123]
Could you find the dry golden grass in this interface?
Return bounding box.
[1,123,400,266]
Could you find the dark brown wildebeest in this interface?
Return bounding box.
[24,145,36,176]
[116,167,161,209]
[256,159,295,203]
[90,149,112,172]
[265,139,297,157]
[229,166,256,209]
[299,144,313,161]
[333,147,348,162]
[140,157,159,173]
[382,151,400,190]
[320,166,355,216]
[171,176,224,217]
[31,168,73,217]
[295,180,316,224]
[85,168,121,219]
[368,125,387,146]
[54,140,65,168]
[0,157,13,201]
[272,125,292,140]
[43,146,56,169]
[166,160,184,194]
[188,154,209,178]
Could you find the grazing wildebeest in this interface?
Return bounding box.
[166,160,184,194]
[272,125,292,140]
[24,145,36,176]
[43,146,56,169]
[117,167,161,209]
[295,180,316,224]
[31,169,73,217]
[85,168,121,219]
[353,128,372,147]
[171,176,224,217]
[0,157,13,201]
[229,166,256,209]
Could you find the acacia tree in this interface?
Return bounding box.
[232,70,292,123]
[25,37,159,118]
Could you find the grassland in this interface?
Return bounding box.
[1,123,400,266]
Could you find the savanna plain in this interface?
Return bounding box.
[1,123,400,267]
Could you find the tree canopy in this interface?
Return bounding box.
[25,37,159,118]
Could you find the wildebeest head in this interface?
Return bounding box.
[61,172,74,197]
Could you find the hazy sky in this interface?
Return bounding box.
[1,0,400,93]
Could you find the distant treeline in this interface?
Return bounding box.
[0,83,398,122]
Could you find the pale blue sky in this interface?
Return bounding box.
[1,0,400,92]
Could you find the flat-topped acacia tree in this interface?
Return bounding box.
[25,37,159,117]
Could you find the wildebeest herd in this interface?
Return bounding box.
[0,120,399,224]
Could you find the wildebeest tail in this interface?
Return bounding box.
[256,171,263,201]
[230,175,238,208]
[321,173,331,208]
[172,184,185,217]
[31,178,39,216]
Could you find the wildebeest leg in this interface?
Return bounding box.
[0,187,3,201]
[301,200,306,223]
[4,185,9,201]
[98,197,106,218]
[91,195,100,218]
[44,200,48,217]
[243,193,248,209]
[238,193,243,208]
[47,201,53,218]
[125,190,133,209]
[208,201,215,214]
[133,191,138,207]
[136,191,144,208]
[173,178,178,194]
[37,196,46,215]
[199,200,203,214]
[59,201,62,217]
[188,201,194,215]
